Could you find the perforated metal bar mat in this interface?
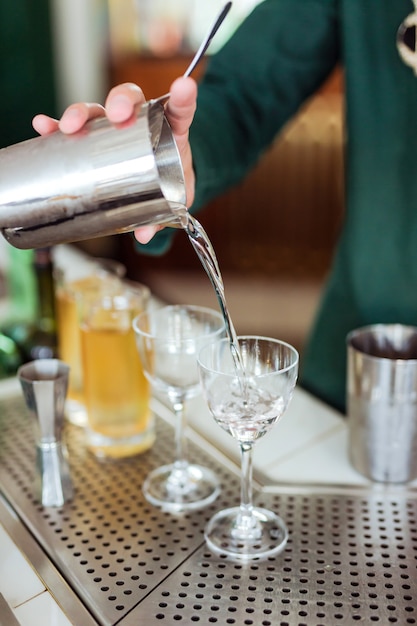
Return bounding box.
[1,392,417,626]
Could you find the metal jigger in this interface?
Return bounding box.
[18,359,73,507]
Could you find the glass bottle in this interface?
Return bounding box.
[26,247,58,360]
[2,246,58,362]
[0,247,36,375]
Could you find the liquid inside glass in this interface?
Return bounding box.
[213,380,286,444]
[80,294,153,459]
[55,272,122,426]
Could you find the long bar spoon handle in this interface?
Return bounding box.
[151,2,232,106]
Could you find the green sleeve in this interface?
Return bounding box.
[138,0,340,256]
[0,0,57,148]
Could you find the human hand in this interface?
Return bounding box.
[32,77,197,244]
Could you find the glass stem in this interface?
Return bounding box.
[240,442,253,514]
[173,397,188,470]
[232,442,262,540]
[166,396,191,495]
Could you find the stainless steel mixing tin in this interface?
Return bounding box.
[0,100,186,249]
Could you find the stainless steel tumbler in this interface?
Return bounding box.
[0,100,187,249]
[347,324,417,483]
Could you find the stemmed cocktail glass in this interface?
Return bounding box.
[197,335,298,560]
[133,304,225,512]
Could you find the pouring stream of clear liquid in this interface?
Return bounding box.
[184,213,246,379]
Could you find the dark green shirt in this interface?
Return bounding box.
[143,0,417,412]
[0,1,56,148]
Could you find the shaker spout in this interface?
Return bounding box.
[148,99,166,151]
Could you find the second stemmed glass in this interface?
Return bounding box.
[197,336,299,560]
[133,304,225,512]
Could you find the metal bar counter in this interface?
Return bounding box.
[0,375,416,626]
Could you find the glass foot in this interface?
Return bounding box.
[143,463,220,512]
[204,506,288,560]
